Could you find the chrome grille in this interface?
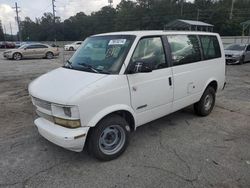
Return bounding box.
[32,97,51,111]
[36,110,54,122]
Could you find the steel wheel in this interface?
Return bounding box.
[204,93,213,111]
[88,114,130,161]
[194,86,215,116]
[99,125,126,155]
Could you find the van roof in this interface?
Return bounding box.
[94,30,219,37]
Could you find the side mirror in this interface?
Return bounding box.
[130,61,152,74]
[24,47,27,50]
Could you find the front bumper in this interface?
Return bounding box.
[35,117,89,152]
[226,57,240,64]
[3,53,12,59]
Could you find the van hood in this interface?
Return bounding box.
[29,67,107,105]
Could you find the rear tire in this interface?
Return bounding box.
[46,52,54,59]
[87,114,130,161]
[194,86,215,116]
[13,52,22,60]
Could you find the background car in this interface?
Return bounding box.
[64,41,82,51]
[224,43,250,65]
[3,43,60,60]
[0,41,15,49]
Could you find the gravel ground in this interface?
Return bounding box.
[0,49,249,188]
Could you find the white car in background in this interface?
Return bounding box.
[64,41,82,51]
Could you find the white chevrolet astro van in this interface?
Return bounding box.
[29,31,225,160]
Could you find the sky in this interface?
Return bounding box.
[0,0,121,34]
[0,0,193,35]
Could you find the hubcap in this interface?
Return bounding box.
[204,94,213,111]
[14,53,21,60]
[47,53,53,59]
[99,125,125,155]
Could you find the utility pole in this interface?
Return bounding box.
[3,25,6,43]
[229,0,235,20]
[197,9,200,21]
[180,0,184,17]
[13,2,22,41]
[52,0,56,42]
[9,22,13,41]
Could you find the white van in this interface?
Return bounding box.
[29,31,225,161]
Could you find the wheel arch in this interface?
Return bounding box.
[86,105,136,132]
[203,79,218,93]
[12,52,22,59]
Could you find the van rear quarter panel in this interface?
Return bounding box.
[172,35,225,112]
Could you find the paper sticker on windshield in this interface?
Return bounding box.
[108,39,126,45]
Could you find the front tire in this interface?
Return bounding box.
[239,55,245,65]
[87,114,130,161]
[69,47,74,51]
[13,52,22,60]
[194,86,215,116]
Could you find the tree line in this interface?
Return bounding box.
[1,0,250,41]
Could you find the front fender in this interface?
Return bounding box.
[86,104,136,128]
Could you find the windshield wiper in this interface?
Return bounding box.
[78,62,110,74]
[63,60,73,69]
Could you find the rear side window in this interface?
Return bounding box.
[200,35,221,60]
[167,35,201,66]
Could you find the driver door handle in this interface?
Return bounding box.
[168,77,172,86]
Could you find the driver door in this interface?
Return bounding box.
[126,36,173,126]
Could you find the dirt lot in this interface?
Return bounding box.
[0,49,249,188]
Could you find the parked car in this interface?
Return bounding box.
[0,41,15,48]
[64,41,82,51]
[224,43,250,65]
[3,43,60,60]
[28,31,225,161]
[14,41,27,48]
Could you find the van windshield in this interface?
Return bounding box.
[64,35,135,74]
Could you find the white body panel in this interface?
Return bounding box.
[29,31,225,152]
[64,41,82,51]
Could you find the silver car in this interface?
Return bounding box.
[224,43,250,65]
[3,43,60,60]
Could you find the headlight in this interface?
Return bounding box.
[54,117,81,128]
[51,104,80,119]
[232,54,241,58]
[51,104,81,128]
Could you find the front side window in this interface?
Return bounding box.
[131,37,167,70]
[66,35,135,74]
[200,35,221,59]
[246,45,250,51]
[26,45,36,49]
[168,35,201,66]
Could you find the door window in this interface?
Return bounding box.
[200,35,221,59]
[131,37,167,70]
[167,35,201,66]
[26,45,36,49]
[34,44,48,48]
[246,45,250,51]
